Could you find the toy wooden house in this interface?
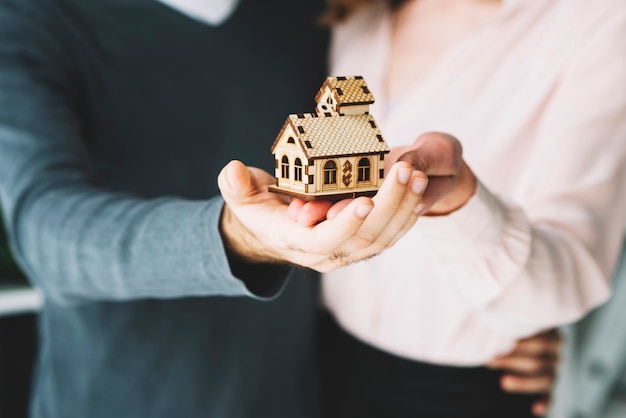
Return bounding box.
[269,76,390,201]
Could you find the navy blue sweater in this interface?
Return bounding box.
[0,0,328,416]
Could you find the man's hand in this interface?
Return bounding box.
[217,159,427,273]
[488,329,562,416]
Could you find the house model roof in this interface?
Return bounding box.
[315,75,375,107]
[274,113,389,159]
[271,75,389,161]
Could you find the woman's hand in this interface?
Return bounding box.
[392,132,477,216]
[488,329,563,417]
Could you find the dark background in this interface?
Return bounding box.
[0,220,38,418]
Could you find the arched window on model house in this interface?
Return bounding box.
[324,160,337,185]
[358,157,371,182]
[294,158,303,182]
[281,155,289,179]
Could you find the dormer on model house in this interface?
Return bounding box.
[269,76,390,201]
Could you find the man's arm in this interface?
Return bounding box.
[0,5,291,305]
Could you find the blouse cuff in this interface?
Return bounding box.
[418,181,532,308]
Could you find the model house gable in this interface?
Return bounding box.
[315,75,375,116]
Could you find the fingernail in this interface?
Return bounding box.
[224,162,235,189]
[414,204,425,214]
[411,178,427,195]
[398,167,412,185]
[225,161,243,193]
[356,204,373,219]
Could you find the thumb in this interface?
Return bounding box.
[217,160,252,201]
[397,132,462,176]
[385,146,410,172]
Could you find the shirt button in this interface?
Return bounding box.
[588,360,607,379]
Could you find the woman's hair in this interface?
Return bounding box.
[322,0,408,24]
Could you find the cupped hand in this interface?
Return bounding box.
[217,159,427,273]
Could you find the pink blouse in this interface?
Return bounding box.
[322,0,626,365]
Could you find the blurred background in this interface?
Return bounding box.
[0,212,40,418]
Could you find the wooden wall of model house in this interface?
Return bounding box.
[273,125,307,193]
[273,133,386,196]
[309,154,384,195]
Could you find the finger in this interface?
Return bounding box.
[218,160,253,201]
[397,132,462,176]
[288,199,306,221]
[343,163,421,252]
[511,339,562,357]
[500,332,562,358]
[532,396,550,417]
[340,168,426,264]
[379,171,428,249]
[327,199,352,220]
[308,196,374,259]
[294,200,334,226]
[500,374,553,394]
[520,329,563,352]
[488,355,556,375]
[419,175,456,213]
[218,160,277,204]
[384,146,409,169]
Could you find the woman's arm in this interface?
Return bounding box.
[395,14,626,336]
